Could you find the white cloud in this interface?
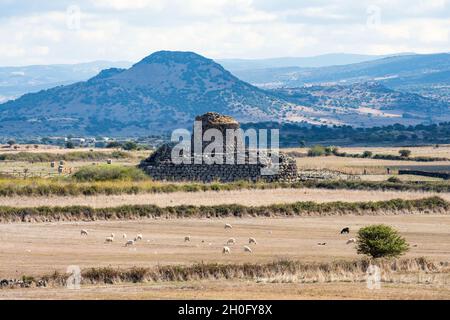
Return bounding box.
[0,0,448,66]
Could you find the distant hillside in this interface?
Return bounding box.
[218,53,404,71]
[0,51,448,137]
[233,53,450,102]
[0,61,132,103]
[0,51,288,137]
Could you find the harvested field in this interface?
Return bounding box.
[0,214,449,278]
[1,188,450,208]
[2,280,450,300]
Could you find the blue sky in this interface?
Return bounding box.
[0,0,449,65]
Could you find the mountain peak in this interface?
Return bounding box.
[134,50,213,66]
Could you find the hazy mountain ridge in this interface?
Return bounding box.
[0,51,286,136]
[0,61,132,103]
[233,53,450,103]
[0,51,449,137]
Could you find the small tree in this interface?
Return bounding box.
[356,224,409,258]
[122,141,138,151]
[7,139,16,147]
[106,141,121,148]
[399,149,411,158]
[362,150,373,158]
[65,141,75,149]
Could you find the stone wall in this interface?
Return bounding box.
[139,153,298,183]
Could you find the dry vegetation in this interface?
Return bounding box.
[1,146,450,299]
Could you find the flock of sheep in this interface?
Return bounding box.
[79,224,356,253]
[79,223,258,254]
[81,229,143,247]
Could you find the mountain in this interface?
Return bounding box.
[232,53,450,101]
[0,51,287,137]
[217,53,408,71]
[271,82,449,127]
[0,51,448,137]
[0,61,132,103]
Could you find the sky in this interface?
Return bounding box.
[0,0,449,66]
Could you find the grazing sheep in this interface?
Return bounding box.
[125,240,135,247]
[248,237,257,245]
[136,234,143,241]
[224,223,233,229]
[80,229,88,236]
[184,236,191,242]
[222,246,231,254]
[346,238,356,244]
[340,227,350,234]
[110,233,115,238]
[244,246,253,253]
[105,236,114,243]
[122,234,127,239]
[226,238,236,245]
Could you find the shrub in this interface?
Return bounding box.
[362,151,373,158]
[122,141,138,151]
[65,141,75,149]
[387,176,401,183]
[307,145,326,157]
[399,149,411,157]
[72,165,148,182]
[356,224,409,258]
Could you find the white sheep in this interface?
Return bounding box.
[248,237,257,245]
[346,238,356,244]
[110,233,115,238]
[136,234,143,241]
[80,229,88,236]
[184,236,191,242]
[125,239,135,247]
[244,246,253,253]
[122,234,127,239]
[226,238,236,245]
[105,236,114,243]
[222,246,231,254]
[224,223,232,229]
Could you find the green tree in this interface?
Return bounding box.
[122,141,138,151]
[399,149,411,157]
[7,139,16,147]
[106,141,121,148]
[65,141,75,149]
[362,151,373,158]
[356,224,409,258]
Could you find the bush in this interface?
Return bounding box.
[356,224,409,258]
[399,149,411,157]
[65,141,75,149]
[387,176,401,183]
[307,145,326,157]
[362,151,373,158]
[122,141,138,151]
[72,165,148,182]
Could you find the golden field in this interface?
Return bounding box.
[1,145,450,299]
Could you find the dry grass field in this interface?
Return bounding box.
[0,214,449,299]
[0,215,449,276]
[1,188,449,208]
[2,280,450,300]
[1,145,450,299]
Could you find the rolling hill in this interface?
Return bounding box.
[0,51,448,137]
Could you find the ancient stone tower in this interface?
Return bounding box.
[139,112,298,182]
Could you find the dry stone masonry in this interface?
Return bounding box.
[139,112,298,183]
